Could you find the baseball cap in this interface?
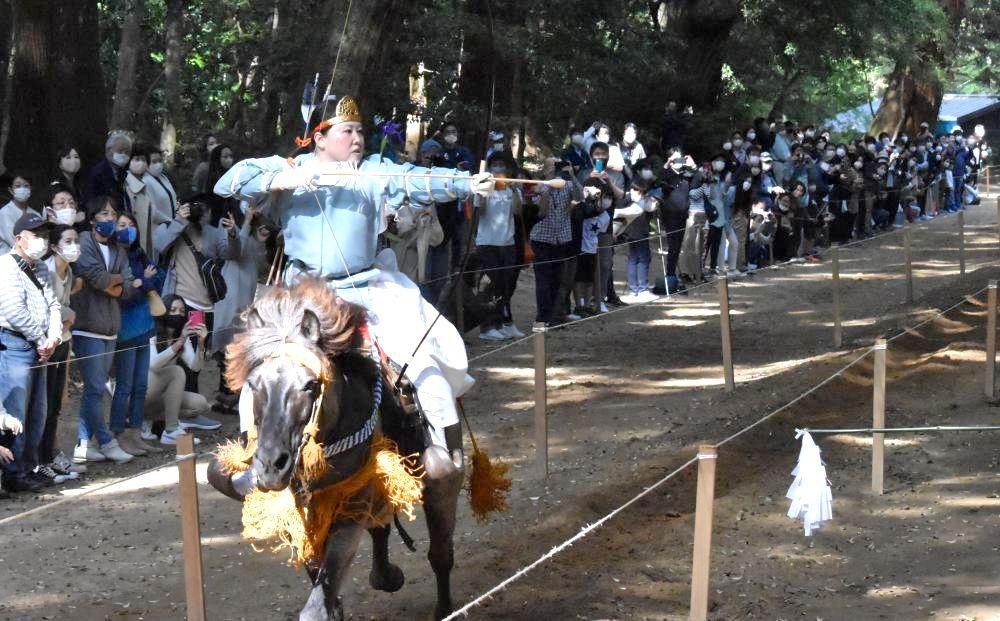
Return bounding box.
[13,211,50,236]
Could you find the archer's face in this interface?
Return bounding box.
[317,121,365,163]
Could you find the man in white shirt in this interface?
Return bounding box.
[0,212,62,492]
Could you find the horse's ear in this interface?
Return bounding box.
[246,308,264,331]
[301,309,321,343]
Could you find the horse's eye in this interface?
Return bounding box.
[303,379,320,394]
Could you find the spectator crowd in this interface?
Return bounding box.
[0,107,991,495]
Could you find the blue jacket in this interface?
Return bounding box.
[84,159,126,206]
[118,246,166,342]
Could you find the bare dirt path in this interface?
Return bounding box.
[2,204,999,620]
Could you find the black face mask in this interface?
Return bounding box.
[164,314,186,334]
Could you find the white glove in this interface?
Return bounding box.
[0,413,22,435]
[771,186,785,195]
[232,468,258,498]
[470,172,494,197]
[270,167,320,192]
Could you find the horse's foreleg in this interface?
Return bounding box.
[368,525,405,592]
[299,521,365,621]
[421,435,464,621]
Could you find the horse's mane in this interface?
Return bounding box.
[225,278,367,391]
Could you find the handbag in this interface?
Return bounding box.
[179,233,228,303]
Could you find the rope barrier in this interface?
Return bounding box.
[441,456,699,621]
[800,424,1000,434]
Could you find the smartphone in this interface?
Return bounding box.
[187,310,205,328]
[595,159,605,173]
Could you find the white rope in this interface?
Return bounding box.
[886,286,988,343]
[441,456,698,620]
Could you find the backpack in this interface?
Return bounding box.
[180,233,227,303]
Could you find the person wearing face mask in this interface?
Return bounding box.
[0,173,42,256]
[37,224,85,481]
[619,123,647,167]
[704,156,737,277]
[615,178,660,303]
[84,131,132,206]
[191,133,220,193]
[562,130,591,174]
[472,153,524,340]
[109,212,169,457]
[952,137,975,210]
[209,205,275,412]
[658,151,691,292]
[70,196,138,466]
[578,142,626,308]
[584,122,626,174]
[46,183,83,233]
[485,130,506,161]
[659,101,686,153]
[677,164,710,284]
[770,122,794,186]
[123,144,165,259]
[0,212,63,492]
[153,193,240,396]
[529,158,581,327]
[206,144,242,229]
[146,295,213,445]
[50,145,84,203]
[435,123,476,289]
[144,145,178,224]
[727,132,746,168]
[573,179,613,315]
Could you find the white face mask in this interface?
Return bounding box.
[623,131,636,144]
[129,160,147,176]
[733,139,744,148]
[148,162,164,176]
[54,207,76,225]
[836,148,846,157]
[723,142,732,151]
[112,152,130,167]
[712,160,725,172]
[639,169,654,180]
[746,132,756,141]
[61,157,81,174]
[443,134,458,146]
[854,160,863,170]
[748,155,760,165]
[22,235,48,260]
[762,162,773,172]
[58,242,80,263]
[751,167,761,175]
[12,187,30,203]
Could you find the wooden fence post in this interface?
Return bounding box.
[717,276,735,391]
[904,228,914,304]
[987,281,997,401]
[533,326,548,478]
[872,339,887,496]
[832,247,842,348]
[689,445,718,621]
[176,434,206,621]
[996,197,1000,251]
[958,210,966,275]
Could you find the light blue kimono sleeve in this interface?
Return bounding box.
[214,156,292,207]
[363,157,473,208]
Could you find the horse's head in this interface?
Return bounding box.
[226,280,366,492]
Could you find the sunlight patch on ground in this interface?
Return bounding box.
[56,460,208,498]
[825,435,922,448]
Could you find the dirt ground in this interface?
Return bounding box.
[2,204,1000,620]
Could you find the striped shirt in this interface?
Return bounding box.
[0,252,62,345]
[530,185,573,245]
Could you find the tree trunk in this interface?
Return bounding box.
[869,62,943,139]
[159,0,183,167]
[6,0,49,178]
[652,0,741,112]
[50,0,107,170]
[110,0,147,130]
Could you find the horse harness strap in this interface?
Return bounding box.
[323,343,383,458]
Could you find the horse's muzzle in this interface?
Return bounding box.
[252,450,293,491]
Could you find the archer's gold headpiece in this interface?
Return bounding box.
[329,96,362,125]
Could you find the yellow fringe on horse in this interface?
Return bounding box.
[217,434,423,568]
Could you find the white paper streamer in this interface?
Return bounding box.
[786,430,833,536]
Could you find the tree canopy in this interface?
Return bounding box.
[1,0,998,181]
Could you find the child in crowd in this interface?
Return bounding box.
[574,179,612,315]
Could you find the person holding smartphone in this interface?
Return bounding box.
[153,193,240,394]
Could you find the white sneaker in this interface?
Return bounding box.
[105,379,116,397]
[637,290,659,303]
[33,464,70,485]
[501,324,525,338]
[599,302,609,313]
[479,328,507,341]
[566,312,581,321]
[619,293,638,304]
[160,428,201,446]
[74,440,106,464]
[99,439,134,464]
[140,421,158,441]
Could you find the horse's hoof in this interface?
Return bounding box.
[369,563,405,593]
[434,603,453,621]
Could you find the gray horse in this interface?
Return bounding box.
[207,279,464,620]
